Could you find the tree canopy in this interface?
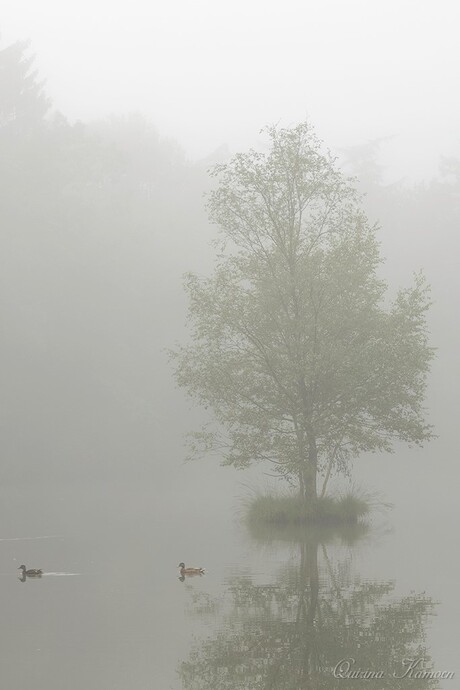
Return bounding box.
[172,122,434,512]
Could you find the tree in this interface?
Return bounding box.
[0,40,53,228]
[172,122,434,516]
[0,40,50,129]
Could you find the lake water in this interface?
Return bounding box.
[0,446,457,690]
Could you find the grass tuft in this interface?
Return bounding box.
[244,489,371,528]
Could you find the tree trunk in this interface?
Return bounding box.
[298,434,318,521]
[305,437,318,518]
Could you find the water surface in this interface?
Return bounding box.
[0,461,457,690]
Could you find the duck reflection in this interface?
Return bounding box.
[179,524,439,689]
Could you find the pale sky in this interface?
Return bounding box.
[2,0,459,180]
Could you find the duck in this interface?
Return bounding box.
[178,562,205,576]
[18,565,43,577]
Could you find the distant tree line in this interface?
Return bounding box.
[0,40,212,481]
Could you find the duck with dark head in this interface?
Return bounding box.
[18,565,43,579]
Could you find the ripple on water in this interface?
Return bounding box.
[41,572,80,577]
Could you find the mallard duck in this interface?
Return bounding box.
[18,565,43,577]
[178,562,205,576]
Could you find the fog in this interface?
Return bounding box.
[2,0,459,178]
[2,2,459,483]
[1,3,459,688]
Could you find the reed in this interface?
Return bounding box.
[245,489,371,527]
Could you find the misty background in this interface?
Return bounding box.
[2,0,460,179]
[1,1,458,494]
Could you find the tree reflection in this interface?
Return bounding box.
[179,529,439,689]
